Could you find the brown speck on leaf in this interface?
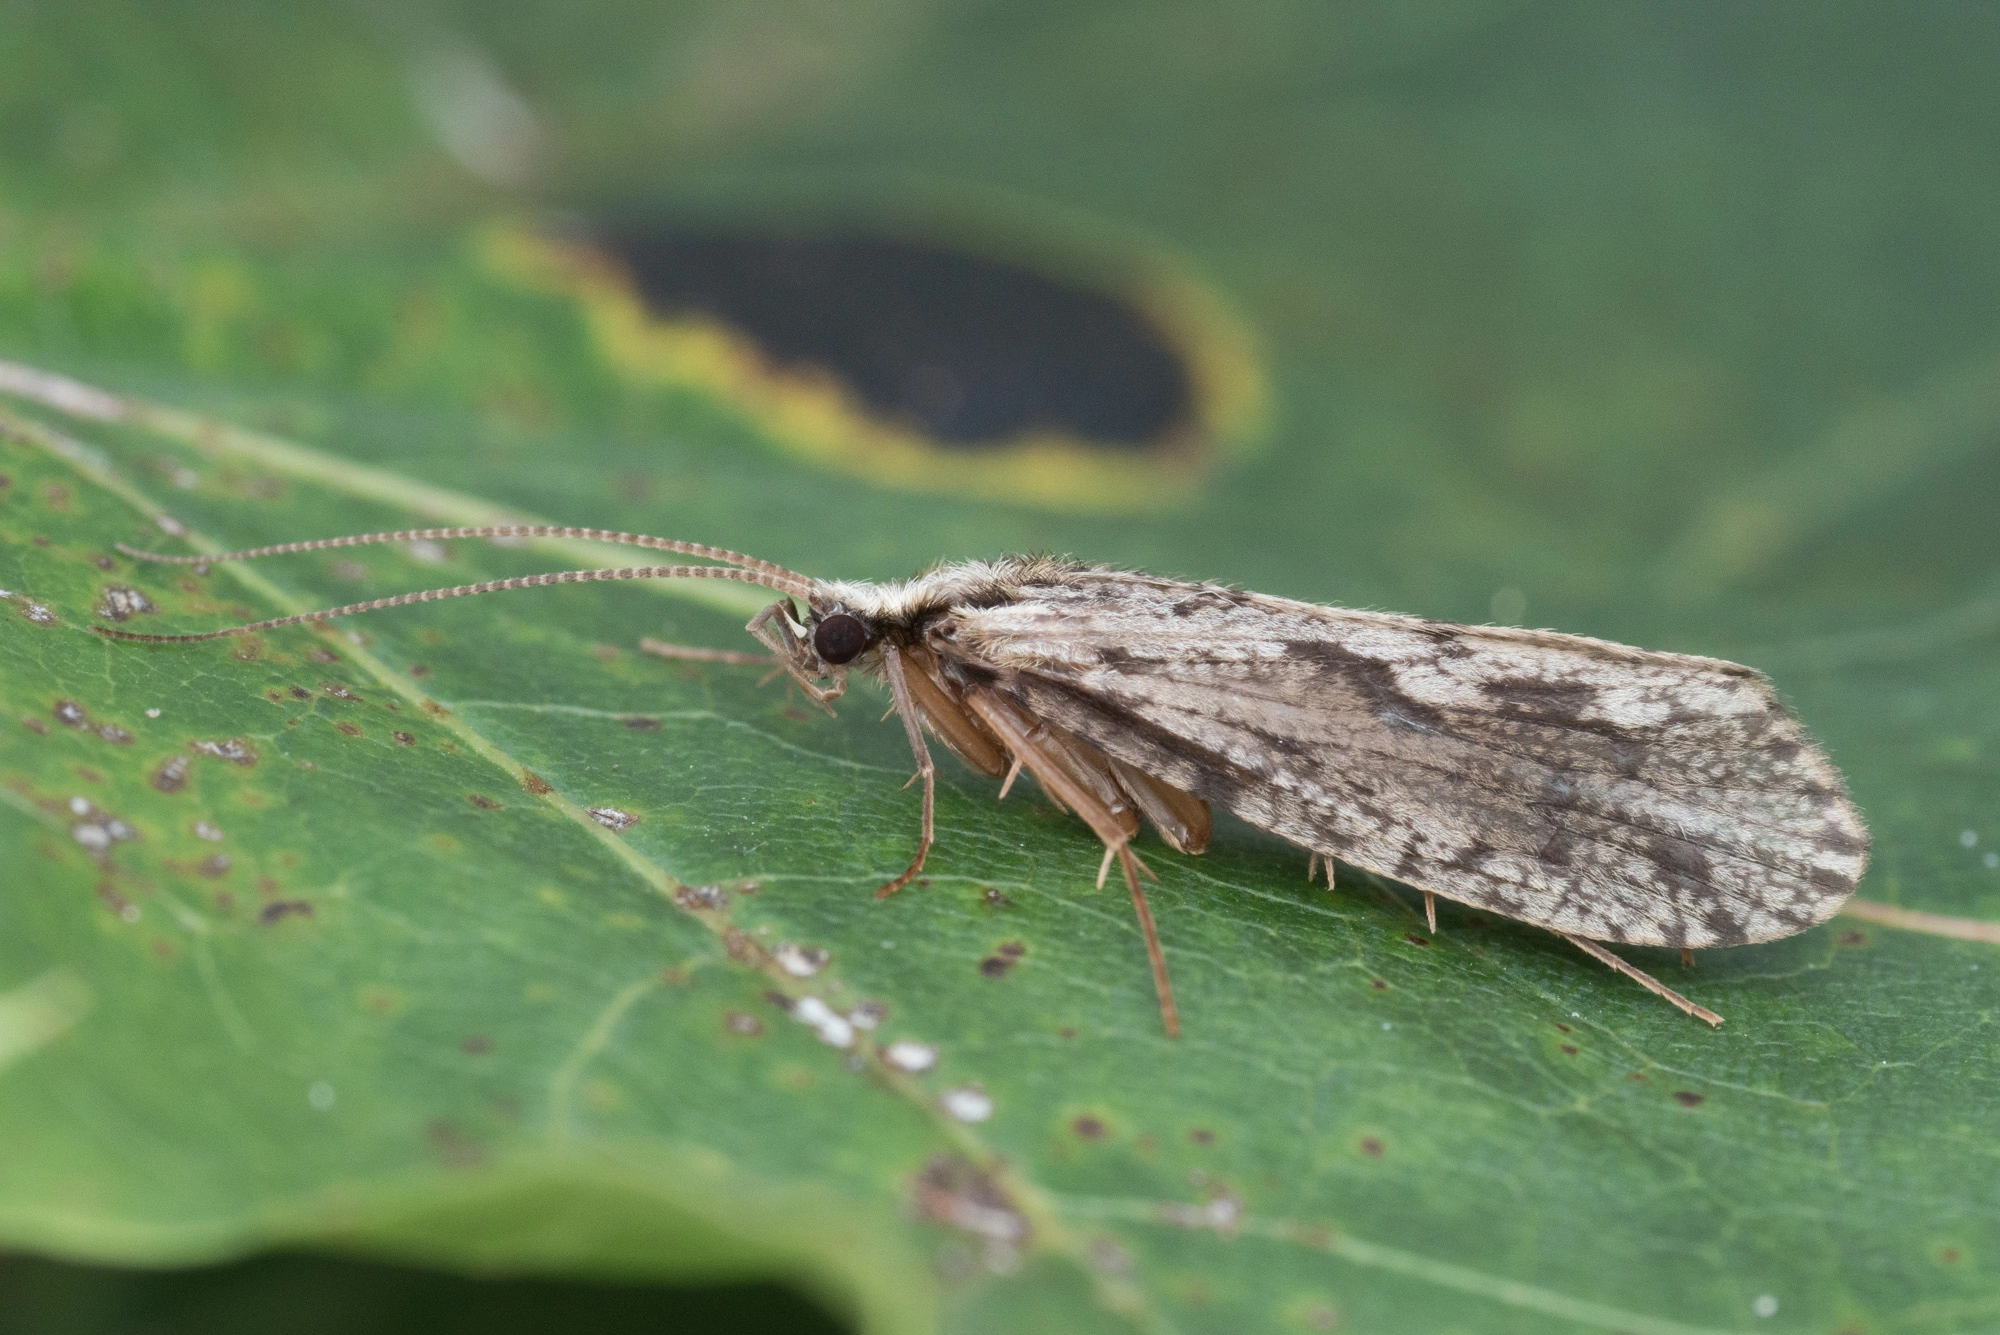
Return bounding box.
[289,686,312,701]
[54,700,88,729]
[674,884,729,911]
[622,715,661,730]
[408,663,430,677]
[31,535,48,546]
[1359,1136,1385,1158]
[462,1035,492,1056]
[1941,1246,1962,1264]
[997,941,1025,958]
[93,555,116,571]
[198,854,230,877]
[1560,1044,1579,1057]
[589,643,621,661]
[192,738,256,765]
[724,931,771,969]
[150,756,190,794]
[1059,1026,1076,1040]
[256,876,281,897]
[1672,1090,1704,1108]
[266,690,285,705]
[1555,1021,1572,1033]
[41,482,71,510]
[259,900,313,924]
[979,956,1014,979]
[23,717,48,734]
[1370,977,1388,990]
[761,988,792,1012]
[1071,1115,1107,1140]
[426,1119,487,1168]
[468,793,501,809]
[726,1011,764,1037]
[588,806,638,831]
[981,886,1009,907]
[94,585,156,622]
[1627,1070,1649,1081]
[521,771,553,795]
[75,765,105,785]
[1837,930,1867,947]
[230,643,259,662]
[1190,1128,1214,1146]
[914,1154,1030,1251]
[1405,934,1430,947]
[392,731,414,745]
[306,647,340,664]
[335,722,361,737]
[213,890,236,913]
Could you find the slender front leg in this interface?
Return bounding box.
[875,642,935,899]
[963,687,1180,1038]
[744,600,846,711]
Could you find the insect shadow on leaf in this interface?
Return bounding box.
[98,524,1872,1037]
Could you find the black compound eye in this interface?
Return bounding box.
[812,612,869,665]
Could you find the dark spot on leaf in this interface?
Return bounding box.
[1554,1022,1572,1033]
[1358,1137,1385,1158]
[997,941,1026,958]
[587,224,1195,451]
[306,647,340,664]
[150,756,190,793]
[1627,1071,1649,1081]
[1071,1115,1107,1140]
[468,794,501,809]
[392,731,414,746]
[1189,1128,1214,1146]
[289,686,312,700]
[913,1153,1030,1245]
[1672,1091,1704,1108]
[94,584,156,622]
[335,722,361,737]
[979,956,1013,978]
[981,886,1009,907]
[198,854,230,877]
[1560,1044,1579,1057]
[22,716,47,734]
[1370,978,1387,989]
[1465,914,1487,927]
[53,700,87,729]
[259,900,312,924]
[621,715,661,730]
[761,989,792,1012]
[1941,1246,1961,1264]
[1837,930,1867,947]
[408,663,430,677]
[1059,1027,1076,1040]
[521,771,553,795]
[725,1011,764,1037]
[461,1035,492,1056]
[75,766,104,785]
[1405,934,1430,947]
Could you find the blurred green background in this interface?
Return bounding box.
[4,3,2000,1332]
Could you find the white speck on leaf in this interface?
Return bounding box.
[156,515,186,537]
[68,796,90,816]
[792,996,854,1049]
[587,806,638,832]
[194,822,224,842]
[1753,1294,1778,1318]
[1962,829,1979,848]
[145,708,161,718]
[942,1086,993,1122]
[774,942,829,977]
[308,1080,335,1110]
[71,823,110,851]
[884,1040,937,1073]
[118,905,140,923]
[407,540,448,564]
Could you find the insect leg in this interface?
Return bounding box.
[963,688,1180,1037]
[874,642,935,899]
[1424,891,1438,935]
[1560,934,1723,1028]
[744,600,846,712]
[1307,852,1319,884]
[1681,947,1694,969]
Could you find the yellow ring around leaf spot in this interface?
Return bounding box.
[482,215,1267,513]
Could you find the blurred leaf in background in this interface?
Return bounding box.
[3,2,2000,1333]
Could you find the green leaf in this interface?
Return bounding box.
[5,6,2000,1333]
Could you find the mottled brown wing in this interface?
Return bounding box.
[941,570,1868,947]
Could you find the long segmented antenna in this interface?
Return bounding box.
[115,525,816,590]
[92,564,810,643]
